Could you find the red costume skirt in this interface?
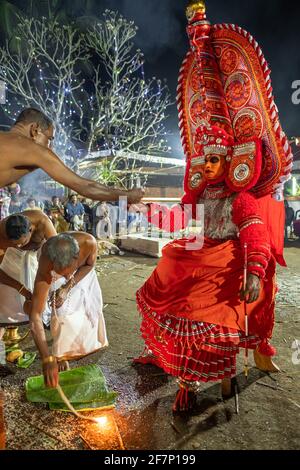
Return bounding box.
[136,237,276,383]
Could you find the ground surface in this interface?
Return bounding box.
[1,243,300,450]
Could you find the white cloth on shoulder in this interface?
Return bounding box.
[0,247,38,324]
[50,269,108,359]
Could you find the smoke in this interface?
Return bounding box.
[18,169,65,202]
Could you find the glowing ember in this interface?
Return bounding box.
[94,416,109,428]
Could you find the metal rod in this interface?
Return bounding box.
[234,384,239,414]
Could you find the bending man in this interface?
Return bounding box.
[0,211,57,326]
[29,232,107,387]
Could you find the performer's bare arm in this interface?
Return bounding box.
[71,238,97,285]
[0,269,32,300]
[14,139,143,203]
[29,262,58,387]
[21,212,57,251]
[43,215,58,240]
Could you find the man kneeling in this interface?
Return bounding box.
[28,232,108,387]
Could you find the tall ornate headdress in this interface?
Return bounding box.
[178,0,293,199]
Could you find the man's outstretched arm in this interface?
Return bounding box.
[19,141,144,203]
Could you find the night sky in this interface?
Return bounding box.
[5,0,300,157]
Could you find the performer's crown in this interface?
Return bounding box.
[186,0,206,22]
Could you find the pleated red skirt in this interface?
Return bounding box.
[136,237,276,383]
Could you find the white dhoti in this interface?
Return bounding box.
[50,269,108,360]
[71,215,84,231]
[0,248,38,324]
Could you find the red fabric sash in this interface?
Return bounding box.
[138,237,276,339]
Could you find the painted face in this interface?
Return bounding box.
[204,154,226,181]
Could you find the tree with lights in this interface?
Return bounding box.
[0,10,172,187]
[0,15,87,161]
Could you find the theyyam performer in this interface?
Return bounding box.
[133,0,292,411]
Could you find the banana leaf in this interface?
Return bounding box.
[25,364,117,408]
[17,352,36,369]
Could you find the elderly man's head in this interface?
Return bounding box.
[45,234,80,279]
[5,214,32,248]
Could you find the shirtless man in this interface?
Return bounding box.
[0,108,143,204]
[29,232,105,387]
[0,210,56,254]
[0,211,57,324]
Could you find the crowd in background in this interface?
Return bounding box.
[0,184,145,239]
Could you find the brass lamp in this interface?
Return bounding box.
[2,326,29,349]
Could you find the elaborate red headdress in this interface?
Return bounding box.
[178,0,293,200]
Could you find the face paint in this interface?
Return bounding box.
[204,154,226,181]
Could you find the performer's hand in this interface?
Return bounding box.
[127,188,145,204]
[43,361,59,388]
[240,273,261,304]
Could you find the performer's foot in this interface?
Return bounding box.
[221,377,232,397]
[133,348,159,367]
[133,355,159,366]
[172,380,199,412]
[253,349,280,373]
[173,389,197,412]
[57,360,70,372]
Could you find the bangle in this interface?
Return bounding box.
[42,355,56,365]
[18,285,25,295]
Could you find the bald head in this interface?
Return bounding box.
[45,234,79,270]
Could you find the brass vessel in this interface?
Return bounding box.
[3,326,30,349]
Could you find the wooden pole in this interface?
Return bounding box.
[0,389,6,450]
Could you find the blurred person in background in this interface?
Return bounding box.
[0,183,20,220]
[64,194,85,231]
